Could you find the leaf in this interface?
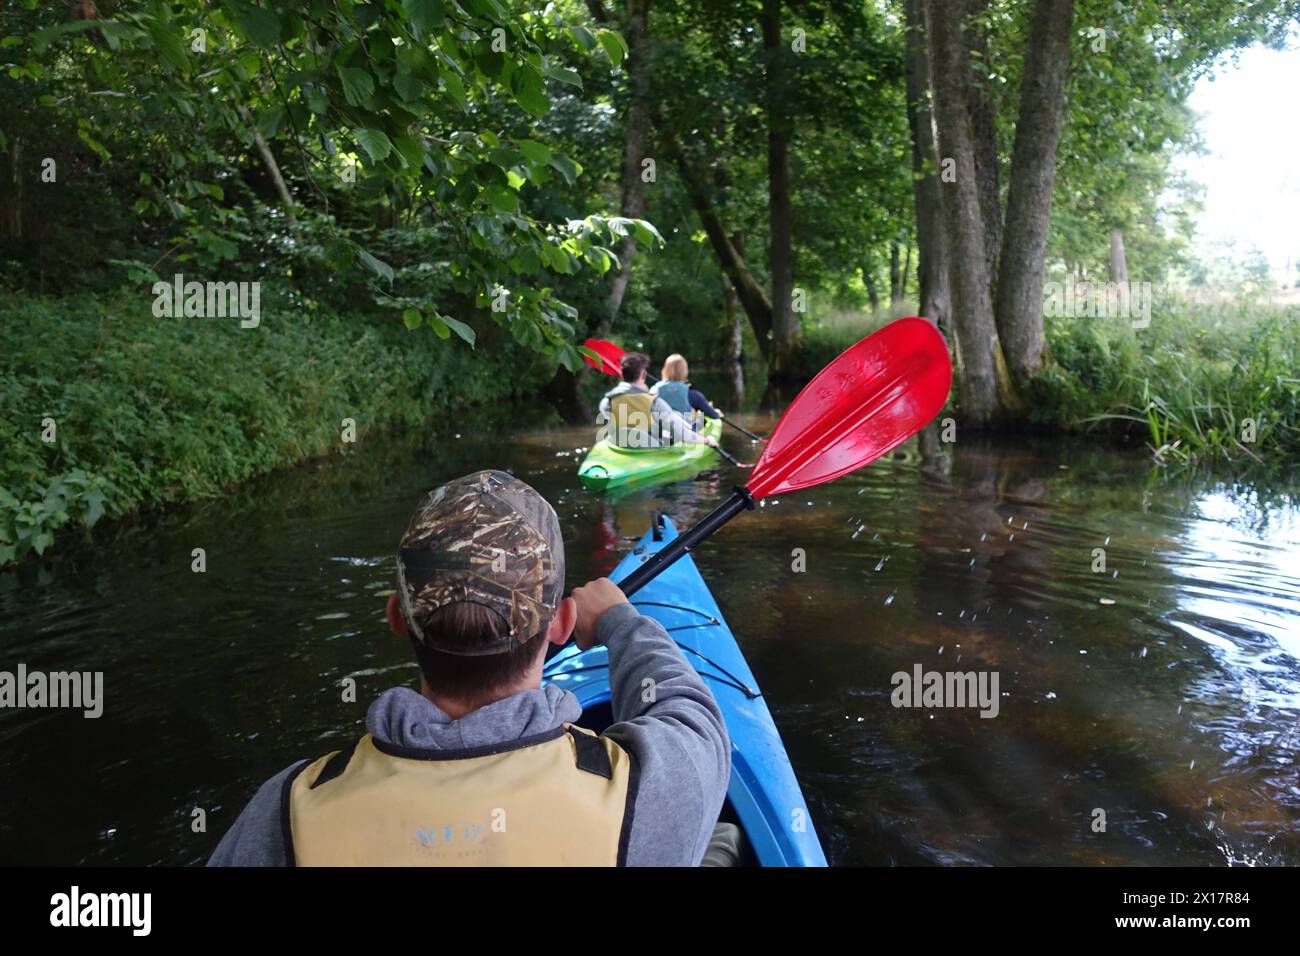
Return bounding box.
[547,152,581,185]
[393,71,425,102]
[485,186,518,212]
[257,106,286,140]
[237,7,282,48]
[511,246,539,274]
[357,249,394,283]
[439,315,476,346]
[427,314,452,339]
[441,71,466,108]
[401,0,446,33]
[512,67,549,118]
[597,29,628,68]
[336,66,375,107]
[559,344,585,373]
[392,136,425,169]
[146,20,191,72]
[487,146,518,169]
[402,308,423,330]
[77,127,112,161]
[542,59,582,87]
[84,490,106,527]
[517,139,552,165]
[630,219,664,247]
[354,128,393,162]
[569,25,597,51]
[32,19,114,53]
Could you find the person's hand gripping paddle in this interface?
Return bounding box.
[611,317,952,596]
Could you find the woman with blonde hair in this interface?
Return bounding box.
[651,353,723,431]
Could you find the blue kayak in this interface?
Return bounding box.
[543,515,828,867]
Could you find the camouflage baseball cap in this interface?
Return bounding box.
[395,470,565,656]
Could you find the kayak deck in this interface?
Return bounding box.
[543,515,827,866]
[578,416,723,493]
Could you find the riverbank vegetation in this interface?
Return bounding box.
[1039,300,1300,464]
[799,297,1300,464]
[0,293,551,563]
[3,0,1299,564]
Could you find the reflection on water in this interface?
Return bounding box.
[1,405,1297,866]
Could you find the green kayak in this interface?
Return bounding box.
[578,416,723,492]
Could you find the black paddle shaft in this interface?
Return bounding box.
[617,487,756,597]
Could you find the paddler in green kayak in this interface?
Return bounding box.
[651,353,724,433]
[207,470,737,866]
[598,351,721,450]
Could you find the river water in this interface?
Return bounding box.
[2,400,1298,866]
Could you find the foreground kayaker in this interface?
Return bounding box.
[598,352,720,450]
[651,353,724,432]
[208,470,731,866]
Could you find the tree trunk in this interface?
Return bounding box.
[763,0,799,378]
[889,241,902,304]
[603,0,653,328]
[904,0,950,332]
[901,244,912,305]
[863,266,880,313]
[993,0,1075,391]
[928,0,1015,425]
[1108,229,1128,284]
[237,105,297,225]
[1,138,22,240]
[672,144,774,358]
[965,0,1002,289]
[724,267,745,405]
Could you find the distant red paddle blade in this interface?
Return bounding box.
[747,317,952,499]
[581,338,624,376]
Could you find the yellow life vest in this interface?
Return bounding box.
[604,389,666,448]
[285,725,635,866]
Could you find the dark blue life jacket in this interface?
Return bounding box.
[653,380,691,414]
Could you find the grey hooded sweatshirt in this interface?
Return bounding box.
[207,602,731,867]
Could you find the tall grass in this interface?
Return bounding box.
[795,296,1298,467]
[0,293,553,564]
[1036,297,1300,464]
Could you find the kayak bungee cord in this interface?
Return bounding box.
[668,641,759,700]
[629,600,719,630]
[544,599,760,701]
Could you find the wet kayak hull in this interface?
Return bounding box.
[578,417,723,492]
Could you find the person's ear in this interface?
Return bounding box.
[546,596,577,646]
[386,593,409,639]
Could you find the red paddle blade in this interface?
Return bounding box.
[581,338,624,377]
[746,317,951,499]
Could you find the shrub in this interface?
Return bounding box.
[0,293,552,563]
